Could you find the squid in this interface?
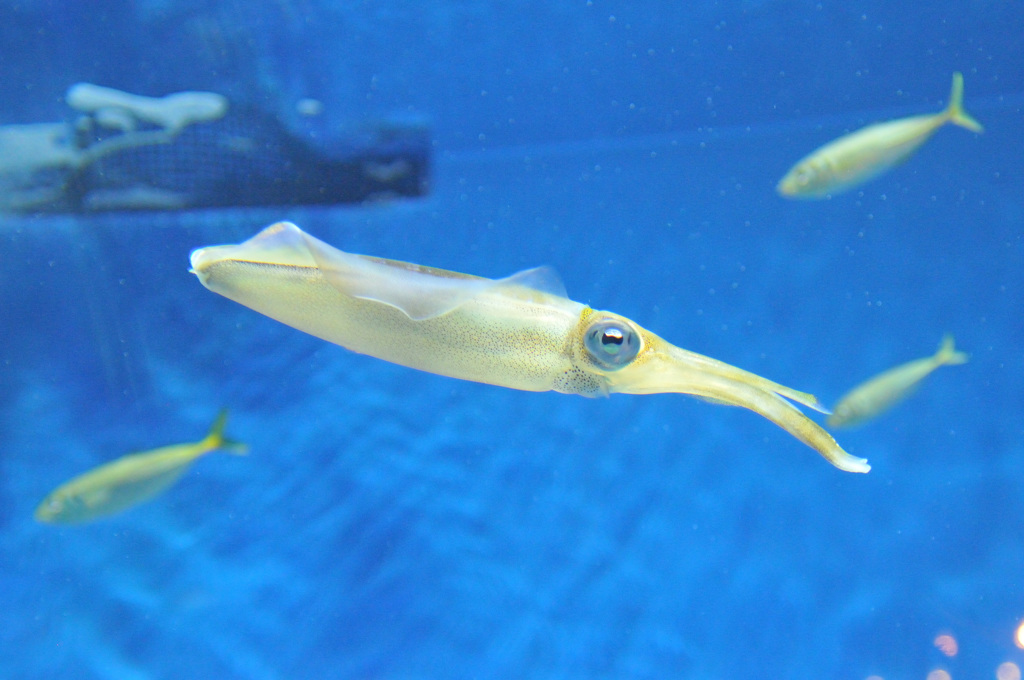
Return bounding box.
[190,222,868,473]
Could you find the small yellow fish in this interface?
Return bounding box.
[827,335,968,428]
[777,73,983,198]
[35,411,247,524]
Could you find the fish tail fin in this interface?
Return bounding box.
[945,72,984,133]
[202,409,249,455]
[935,334,970,366]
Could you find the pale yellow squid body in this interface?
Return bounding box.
[190,222,868,473]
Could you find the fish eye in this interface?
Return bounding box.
[35,497,62,520]
[584,318,641,370]
[795,169,812,186]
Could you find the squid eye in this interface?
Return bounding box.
[584,318,640,370]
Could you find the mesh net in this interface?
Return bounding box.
[0,107,429,213]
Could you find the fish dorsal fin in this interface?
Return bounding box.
[299,225,567,320]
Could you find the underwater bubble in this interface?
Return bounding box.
[997,661,1021,680]
[933,633,958,657]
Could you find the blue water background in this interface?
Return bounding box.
[2,2,1023,679]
